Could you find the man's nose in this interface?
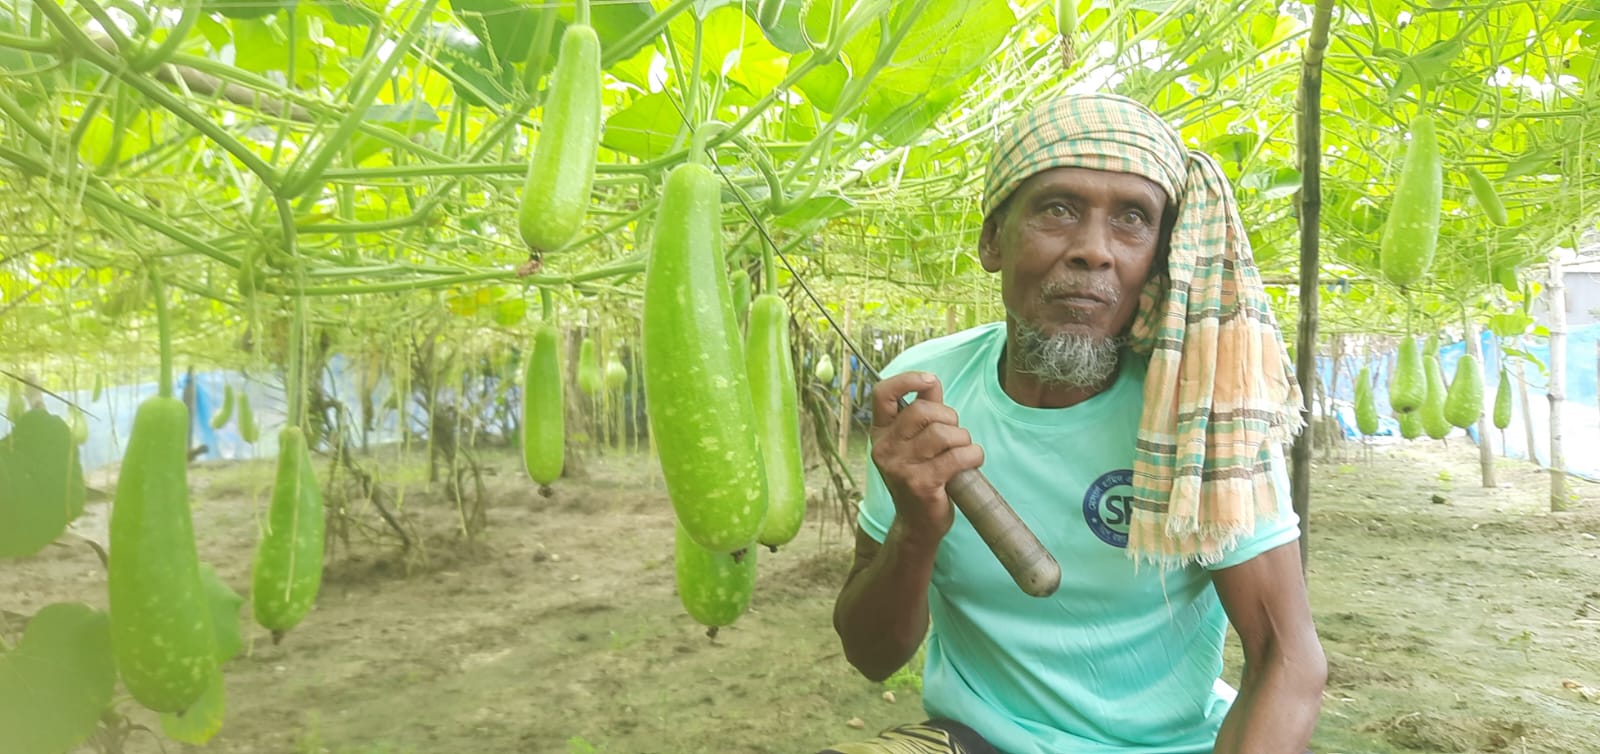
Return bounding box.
[1062,216,1114,270]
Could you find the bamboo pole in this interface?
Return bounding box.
[1290,0,1336,573]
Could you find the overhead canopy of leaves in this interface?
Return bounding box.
[0,0,1598,377]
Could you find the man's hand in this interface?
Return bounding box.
[868,371,985,546]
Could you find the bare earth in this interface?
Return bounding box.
[5,435,1600,754]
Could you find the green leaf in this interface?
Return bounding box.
[792,50,852,112]
[840,0,1014,144]
[774,191,856,230]
[349,100,443,164]
[159,668,226,744]
[0,603,116,754]
[0,409,87,559]
[306,0,381,25]
[493,298,529,326]
[450,0,549,68]
[199,563,245,663]
[591,2,657,62]
[1204,132,1260,164]
[205,0,292,20]
[601,92,684,160]
[1240,166,1302,201]
[1487,312,1533,338]
[743,0,808,52]
[423,22,518,108]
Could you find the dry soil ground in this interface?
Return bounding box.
[5,434,1600,754]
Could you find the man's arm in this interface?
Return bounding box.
[1211,540,1327,754]
[832,523,938,681]
[833,371,982,682]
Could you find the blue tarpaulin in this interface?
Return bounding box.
[1317,322,1600,481]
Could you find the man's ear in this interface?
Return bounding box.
[979,211,1003,273]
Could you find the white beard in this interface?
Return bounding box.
[1011,321,1123,388]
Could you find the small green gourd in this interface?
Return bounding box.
[1492,364,1513,430]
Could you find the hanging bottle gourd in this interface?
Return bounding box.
[1493,364,1513,430]
[1444,353,1484,429]
[641,139,768,553]
[108,270,218,714]
[1421,355,1451,440]
[1390,336,1426,414]
[1354,367,1380,436]
[1379,114,1442,287]
[523,311,565,490]
[577,337,602,397]
[747,293,807,549]
[517,15,602,253]
[251,426,326,642]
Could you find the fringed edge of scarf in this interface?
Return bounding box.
[1124,149,1307,572]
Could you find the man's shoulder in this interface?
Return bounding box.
[881,322,1005,379]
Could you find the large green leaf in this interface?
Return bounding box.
[450,0,549,68]
[742,0,808,52]
[0,603,116,754]
[159,668,226,744]
[0,409,87,559]
[350,100,443,164]
[422,22,518,108]
[198,563,245,663]
[601,92,684,160]
[591,2,658,63]
[838,0,1014,145]
[774,191,856,230]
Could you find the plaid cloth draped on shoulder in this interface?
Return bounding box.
[982,93,1305,569]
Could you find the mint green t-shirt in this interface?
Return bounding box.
[858,322,1300,754]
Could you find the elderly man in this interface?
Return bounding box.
[823,94,1326,754]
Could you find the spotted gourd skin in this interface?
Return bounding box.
[109,396,217,713]
[252,426,325,635]
[523,324,565,486]
[517,24,602,253]
[643,162,768,553]
[1379,114,1442,287]
[674,522,757,627]
[747,293,806,548]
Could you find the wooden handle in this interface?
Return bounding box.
[945,467,1061,597]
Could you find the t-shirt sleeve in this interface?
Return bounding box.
[857,441,895,543]
[1206,440,1302,571]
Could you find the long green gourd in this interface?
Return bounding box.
[108,396,217,712]
[747,293,806,549]
[1390,336,1425,414]
[1354,366,1379,436]
[1379,114,1442,287]
[674,522,757,632]
[517,22,602,253]
[1493,365,1513,430]
[1421,355,1451,440]
[1444,353,1484,429]
[523,322,565,487]
[643,159,768,553]
[251,426,325,641]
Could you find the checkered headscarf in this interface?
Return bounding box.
[984,93,1305,569]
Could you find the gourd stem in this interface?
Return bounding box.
[151,265,174,400]
[576,0,590,26]
[541,287,555,321]
[689,123,728,167]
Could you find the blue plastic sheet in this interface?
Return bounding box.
[1317,323,1600,481]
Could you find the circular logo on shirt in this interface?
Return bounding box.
[1083,469,1135,548]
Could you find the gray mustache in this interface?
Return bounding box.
[1040,278,1120,304]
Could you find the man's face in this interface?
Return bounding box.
[980,166,1168,344]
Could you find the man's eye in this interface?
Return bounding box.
[1119,209,1150,225]
[1045,202,1072,218]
